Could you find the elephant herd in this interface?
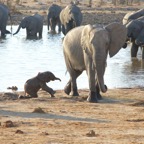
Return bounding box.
[0,3,82,39]
[1,2,144,103]
[123,9,144,59]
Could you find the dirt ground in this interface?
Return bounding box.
[1,0,144,144]
[0,88,144,144]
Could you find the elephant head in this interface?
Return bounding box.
[81,23,127,93]
[13,16,33,35]
[126,19,144,41]
[37,71,61,83]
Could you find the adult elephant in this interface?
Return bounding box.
[0,4,12,38]
[60,3,82,35]
[63,23,127,103]
[126,16,144,59]
[123,9,144,25]
[13,13,43,39]
[47,4,61,33]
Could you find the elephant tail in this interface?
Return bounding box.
[13,24,21,35]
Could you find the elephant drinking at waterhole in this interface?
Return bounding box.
[63,23,127,103]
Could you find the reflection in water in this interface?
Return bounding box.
[0,26,144,92]
[125,58,144,73]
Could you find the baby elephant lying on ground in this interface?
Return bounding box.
[23,71,61,98]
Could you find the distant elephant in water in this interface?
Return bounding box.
[24,71,61,98]
[126,16,144,59]
[13,13,43,39]
[123,9,144,25]
[0,4,12,38]
[63,23,127,102]
[60,3,82,35]
[47,4,62,33]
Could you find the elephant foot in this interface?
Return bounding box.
[97,93,103,100]
[50,90,56,97]
[70,91,79,96]
[87,91,98,103]
[18,95,32,99]
[64,83,71,95]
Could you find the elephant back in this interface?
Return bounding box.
[60,4,82,26]
[33,14,43,29]
[123,9,144,25]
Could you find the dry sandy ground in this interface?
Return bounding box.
[0,88,144,144]
[1,1,144,144]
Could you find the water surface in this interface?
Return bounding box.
[0,25,144,92]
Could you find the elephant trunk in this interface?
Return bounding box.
[13,24,21,35]
[55,77,61,81]
[95,58,107,93]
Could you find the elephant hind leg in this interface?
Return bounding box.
[24,85,38,98]
[64,70,82,96]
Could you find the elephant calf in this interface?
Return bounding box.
[24,71,61,98]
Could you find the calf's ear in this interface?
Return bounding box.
[37,72,46,82]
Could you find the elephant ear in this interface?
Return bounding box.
[105,22,127,58]
[81,24,93,54]
[37,72,46,82]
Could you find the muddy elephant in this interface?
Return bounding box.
[60,3,82,35]
[24,71,61,98]
[123,9,144,25]
[0,4,12,38]
[63,23,127,103]
[13,13,43,39]
[47,4,62,33]
[126,16,144,59]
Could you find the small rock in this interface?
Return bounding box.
[15,130,24,134]
[86,130,96,137]
[32,107,45,113]
[7,86,18,91]
[40,132,49,135]
[2,120,14,128]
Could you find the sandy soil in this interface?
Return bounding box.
[1,1,144,144]
[0,88,144,144]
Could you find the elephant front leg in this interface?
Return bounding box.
[131,42,139,58]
